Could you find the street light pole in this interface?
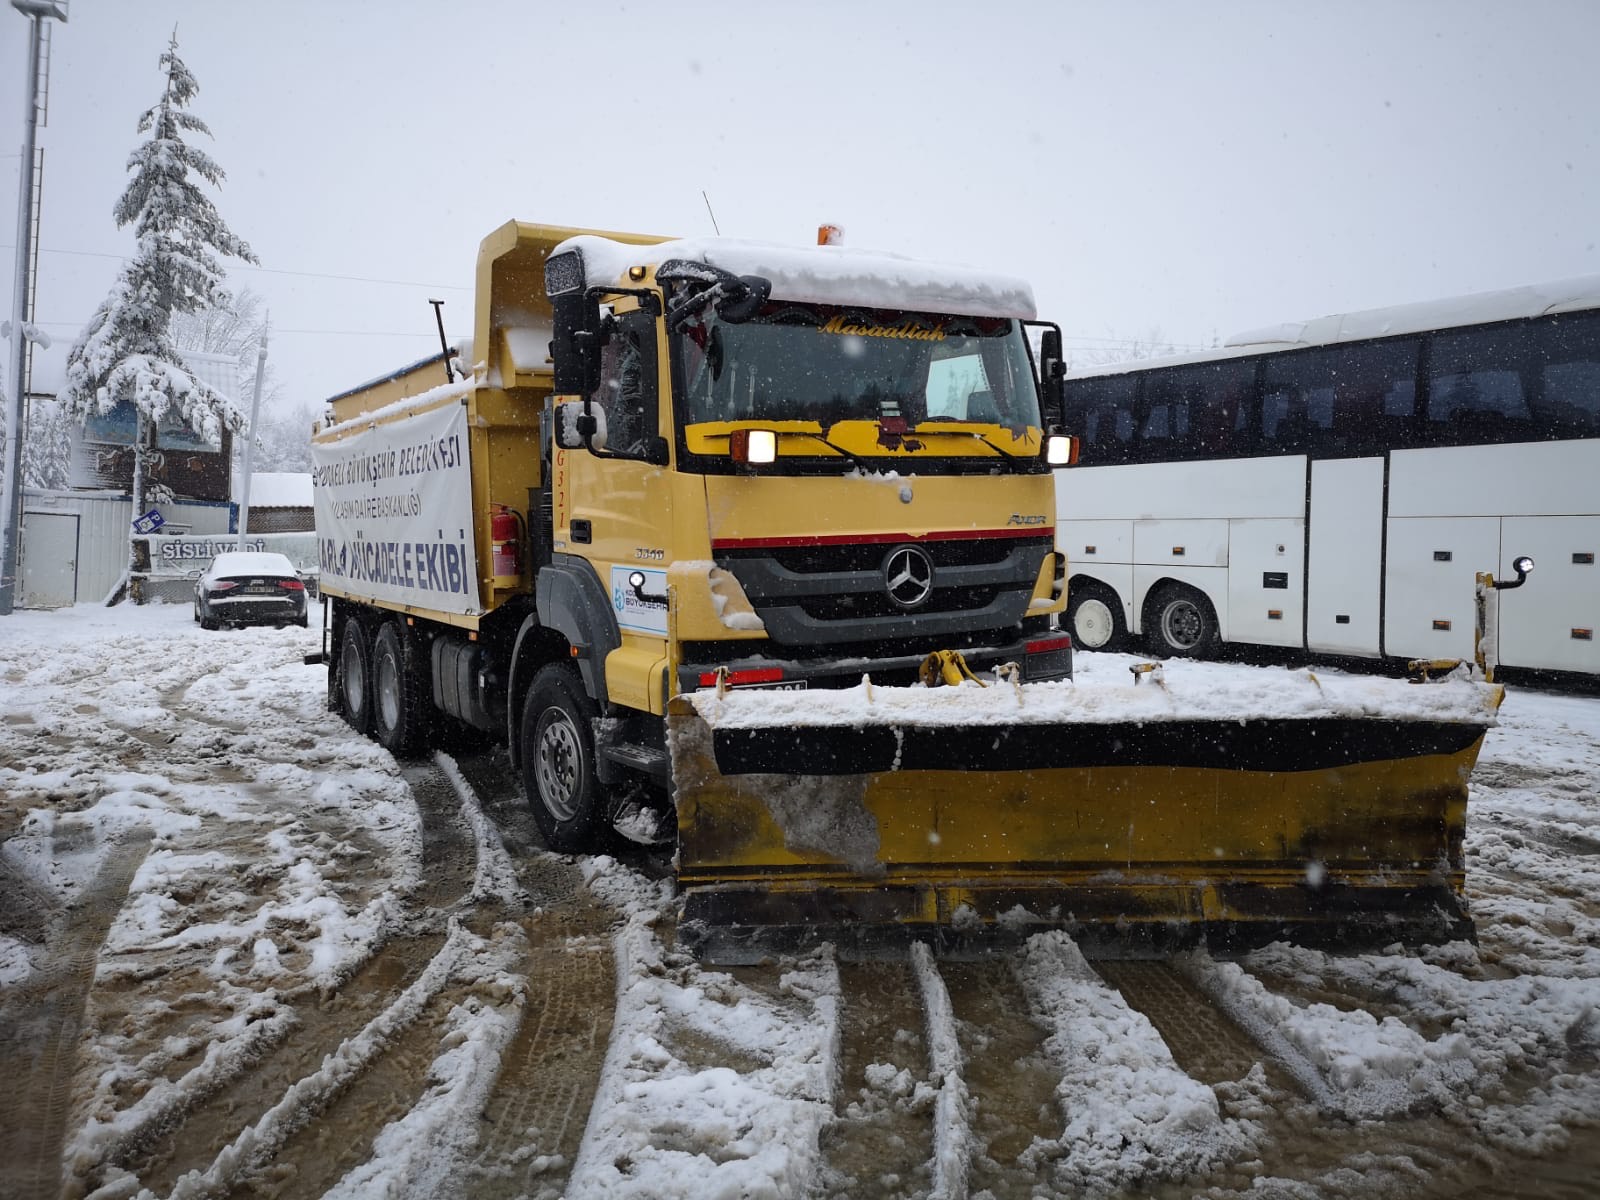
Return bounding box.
[0,0,68,616]
[236,321,268,550]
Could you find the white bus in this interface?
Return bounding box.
[1056,276,1600,676]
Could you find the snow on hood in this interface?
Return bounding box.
[553,233,1037,320]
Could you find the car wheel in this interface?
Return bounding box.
[1066,581,1126,652]
[297,613,310,629]
[520,663,603,853]
[339,618,374,735]
[1145,584,1219,658]
[371,621,429,755]
[200,607,219,631]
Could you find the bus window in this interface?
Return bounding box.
[1428,324,1534,445]
[1066,374,1137,464]
[1261,340,1419,456]
[1532,311,1600,439]
[1134,360,1253,461]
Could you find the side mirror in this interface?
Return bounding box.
[1038,327,1066,423]
[553,400,593,450]
[551,292,598,394]
[715,275,771,324]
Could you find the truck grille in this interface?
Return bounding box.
[713,533,1051,648]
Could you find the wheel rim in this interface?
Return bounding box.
[343,640,366,714]
[1073,598,1115,649]
[534,708,583,822]
[1160,598,1203,649]
[376,646,400,731]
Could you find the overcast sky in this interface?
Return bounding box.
[4,0,1598,416]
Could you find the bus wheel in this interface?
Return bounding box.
[372,621,428,754]
[339,618,374,735]
[520,663,603,853]
[1146,585,1219,658]
[1067,582,1126,651]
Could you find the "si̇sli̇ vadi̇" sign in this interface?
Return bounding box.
[311,401,480,615]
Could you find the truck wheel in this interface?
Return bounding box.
[1145,584,1219,659]
[520,663,603,853]
[339,618,374,735]
[1067,581,1126,652]
[372,621,428,754]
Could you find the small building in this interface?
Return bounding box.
[15,351,294,608]
[240,472,313,533]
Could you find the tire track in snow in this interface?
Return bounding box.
[1013,932,1267,1198]
[0,829,151,1200]
[941,956,1063,1199]
[88,755,467,1196]
[160,918,478,1200]
[433,751,617,1199]
[1095,959,1279,1088]
[110,930,447,1197]
[818,959,935,1199]
[566,905,840,1199]
[465,939,614,1200]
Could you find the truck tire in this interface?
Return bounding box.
[520,663,603,852]
[372,621,428,755]
[1145,584,1219,659]
[1067,580,1126,652]
[339,618,374,735]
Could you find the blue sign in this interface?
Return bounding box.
[133,509,165,535]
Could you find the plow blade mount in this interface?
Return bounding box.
[666,668,1505,963]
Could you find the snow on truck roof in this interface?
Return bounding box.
[553,233,1038,320]
[1070,272,1600,379]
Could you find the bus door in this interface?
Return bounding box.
[1264,339,1420,658]
[1306,457,1384,656]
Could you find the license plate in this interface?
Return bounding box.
[701,680,808,692]
[245,585,278,595]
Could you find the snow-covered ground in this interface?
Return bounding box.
[1,602,1597,1199]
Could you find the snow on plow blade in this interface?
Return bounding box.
[666,667,1505,962]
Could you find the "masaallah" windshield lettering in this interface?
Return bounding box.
[818,315,947,341]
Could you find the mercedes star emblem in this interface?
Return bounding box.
[883,544,934,609]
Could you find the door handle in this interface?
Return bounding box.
[571,519,592,544]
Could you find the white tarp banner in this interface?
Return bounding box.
[311,400,480,615]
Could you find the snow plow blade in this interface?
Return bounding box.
[666,668,1505,963]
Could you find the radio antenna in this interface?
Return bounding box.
[701,190,722,236]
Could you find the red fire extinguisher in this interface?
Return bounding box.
[492,505,523,580]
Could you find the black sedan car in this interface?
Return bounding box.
[194,551,310,629]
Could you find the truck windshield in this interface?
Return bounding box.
[674,304,1043,432]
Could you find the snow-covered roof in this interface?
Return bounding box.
[247,472,313,508]
[553,234,1037,320]
[1070,273,1600,379]
[1227,273,1600,351]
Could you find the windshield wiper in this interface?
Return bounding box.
[917,424,1030,459]
[783,429,873,471]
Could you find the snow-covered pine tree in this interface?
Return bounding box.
[57,32,257,603]
[22,395,72,491]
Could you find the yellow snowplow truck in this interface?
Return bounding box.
[312,220,1502,960]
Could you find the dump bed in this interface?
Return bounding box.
[311,222,668,627]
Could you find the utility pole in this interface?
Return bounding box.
[235,320,268,550]
[0,0,68,616]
